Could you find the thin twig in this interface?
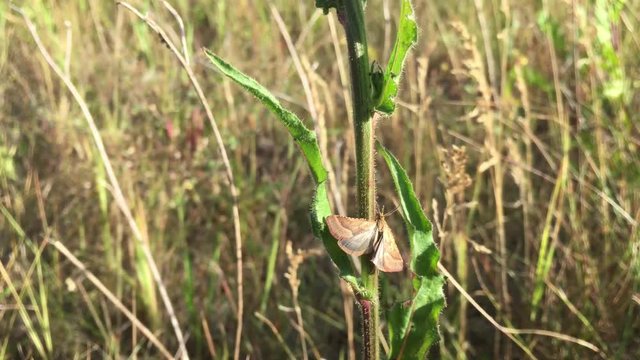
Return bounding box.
[327,13,354,219]
[285,241,309,360]
[201,313,217,358]
[11,5,188,359]
[288,319,324,360]
[270,5,318,121]
[159,0,189,66]
[63,20,72,77]
[438,263,603,356]
[116,3,244,359]
[254,312,297,360]
[339,280,356,360]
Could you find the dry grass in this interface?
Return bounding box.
[1,0,639,359]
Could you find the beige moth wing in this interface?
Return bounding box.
[325,215,377,256]
[371,218,404,272]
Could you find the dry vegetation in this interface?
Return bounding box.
[1,0,639,358]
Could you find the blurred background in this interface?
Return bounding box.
[1,0,639,358]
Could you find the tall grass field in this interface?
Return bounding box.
[1,0,639,359]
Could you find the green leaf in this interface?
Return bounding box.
[311,180,359,285]
[377,142,438,276]
[204,49,354,279]
[377,141,445,359]
[375,0,418,115]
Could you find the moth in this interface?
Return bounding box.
[325,212,404,272]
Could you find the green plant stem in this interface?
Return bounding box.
[339,1,378,359]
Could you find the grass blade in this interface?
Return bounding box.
[0,263,48,359]
[260,209,283,313]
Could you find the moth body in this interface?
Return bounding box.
[325,213,404,272]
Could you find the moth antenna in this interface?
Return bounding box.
[385,204,401,217]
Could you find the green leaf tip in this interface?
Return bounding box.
[203,48,327,183]
[374,0,418,115]
[315,0,338,14]
[376,141,445,359]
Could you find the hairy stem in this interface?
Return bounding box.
[339,1,378,359]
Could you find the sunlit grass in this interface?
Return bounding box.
[1,0,639,358]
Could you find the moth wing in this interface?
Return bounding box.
[338,228,378,256]
[325,215,377,241]
[371,225,404,272]
[326,215,377,256]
